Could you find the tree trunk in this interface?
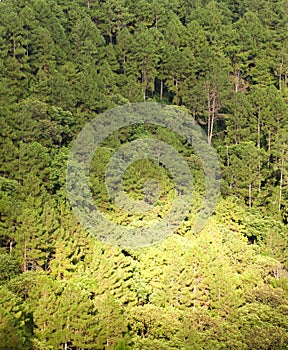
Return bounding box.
[160,79,163,100]
[23,236,27,272]
[257,112,261,192]
[207,86,216,146]
[267,131,271,166]
[226,146,230,167]
[210,88,216,145]
[278,150,285,211]
[13,39,16,57]
[279,55,284,91]
[123,55,126,75]
[175,78,179,105]
[8,238,13,253]
[257,112,261,149]
[234,69,240,93]
[207,85,211,146]
[248,183,252,208]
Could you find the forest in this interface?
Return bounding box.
[0,0,288,349]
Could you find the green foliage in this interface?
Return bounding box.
[115,339,131,350]
[0,285,31,350]
[0,0,288,349]
[0,254,20,283]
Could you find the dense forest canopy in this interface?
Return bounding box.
[0,0,288,349]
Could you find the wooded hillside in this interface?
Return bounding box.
[0,0,288,349]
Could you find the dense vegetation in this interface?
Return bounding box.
[0,0,288,349]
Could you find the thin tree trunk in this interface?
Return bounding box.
[23,237,27,272]
[13,39,16,57]
[248,183,252,208]
[175,78,179,105]
[235,69,240,93]
[154,16,158,28]
[123,55,126,75]
[9,239,13,254]
[160,79,163,100]
[257,113,261,192]
[210,89,216,145]
[209,114,214,146]
[267,131,271,166]
[142,66,146,101]
[226,146,230,167]
[279,55,284,91]
[257,113,261,149]
[207,86,211,146]
[279,150,285,211]
[207,87,216,146]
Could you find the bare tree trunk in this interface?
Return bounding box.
[207,86,216,146]
[279,55,284,91]
[23,236,27,272]
[142,66,146,101]
[226,145,230,167]
[257,113,261,192]
[267,131,271,166]
[160,79,163,100]
[175,78,179,105]
[9,239,13,254]
[234,69,240,93]
[207,85,211,146]
[278,150,285,211]
[248,183,252,208]
[13,39,16,57]
[154,16,158,29]
[210,88,216,145]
